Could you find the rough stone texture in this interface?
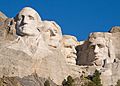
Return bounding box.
[110,26,120,33]
[0,73,57,86]
[41,20,63,48]
[76,30,120,86]
[0,11,7,21]
[77,32,115,66]
[0,11,7,18]
[0,7,78,85]
[2,6,120,86]
[109,27,120,60]
[61,35,79,65]
[76,40,92,65]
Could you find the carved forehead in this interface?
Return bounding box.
[62,35,78,46]
[63,35,77,41]
[18,7,41,21]
[89,32,112,44]
[89,37,106,45]
[43,21,62,35]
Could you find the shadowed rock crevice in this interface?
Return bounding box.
[1,7,120,86]
[0,73,57,86]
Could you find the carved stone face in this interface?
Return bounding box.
[62,35,78,64]
[16,7,41,36]
[42,21,62,48]
[89,37,108,67]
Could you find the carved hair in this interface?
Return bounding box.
[14,7,41,23]
[88,32,115,63]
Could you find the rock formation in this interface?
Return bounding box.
[0,72,57,86]
[0,7,77,85]
[41,20,62,48]
[61,35,79,65]
[1,7,120,86]
[76,26,120,86]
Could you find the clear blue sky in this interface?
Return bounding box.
[0,0,120,41]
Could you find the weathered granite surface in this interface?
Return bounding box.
[1,7,120,86]
[76,26,120,86]
[0,7,81,85]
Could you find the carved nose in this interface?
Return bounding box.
[71,46,77,54]
[23,16,28,24]
[94,45,99,54]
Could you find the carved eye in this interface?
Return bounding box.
[89,45,95,49]
[28,15,34,20]
[97,44,104,48]
[66,46,72,48]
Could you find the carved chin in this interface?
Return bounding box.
[94,60,103,66]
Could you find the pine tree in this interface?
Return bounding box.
[66,75,74,86]
[116,79,120,86]
[92,70,102,86]
[62,75,74,86]
[44,80,50,86]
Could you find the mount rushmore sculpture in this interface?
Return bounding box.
[0,7,120,86]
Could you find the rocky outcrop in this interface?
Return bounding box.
[0,73,57,86]
[2,7,120,86]
[0,7,80,85]
[76,27,120,86]
[61,35,79,65]
[0,11,7,18]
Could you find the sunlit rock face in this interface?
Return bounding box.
[61,35,79,65]
[76,32,117,86]
[0,7,50,78]
[15,7,41,36]
[41,20,62,48]
[0,7,72,85]
[88,32,116,86]
[0,18,16,42]
[2,6,120,86]
[110,26,120,60]
[77,32,115,68]
[13,7,48,57]
[88,32,115,68]
[108,26,120,86]
[110,26,120,33]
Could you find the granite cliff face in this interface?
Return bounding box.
[77,27,120,86]
[0,7,81,85]
[1,7,120,86]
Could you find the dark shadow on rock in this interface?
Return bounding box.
[0,72,58,86]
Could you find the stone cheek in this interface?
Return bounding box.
[77,32,115,67]
[0,7,78,85]
[41,21,62,48]
[16,7,41,36]
[61,35,79,65]
[2,6,120,86]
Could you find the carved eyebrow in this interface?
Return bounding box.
[97,44,105,48]
[28,15,34,20]
[64,45,72,48]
